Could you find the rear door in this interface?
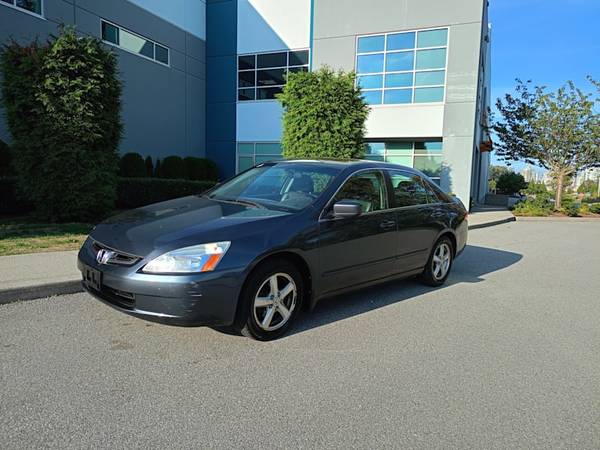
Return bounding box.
[386,170,441,272]
[318,170,398,294]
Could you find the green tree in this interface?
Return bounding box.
[492,79,600,209]
[0,28,122,221]
[489,165,511,182]
[577,179,599,197]
[278,67,369,159]
[496,172,528,195]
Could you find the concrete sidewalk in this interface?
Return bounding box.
[0,250,81,304]
[468,206,516,229]
[0,208,515,303]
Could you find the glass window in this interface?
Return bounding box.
[10,0,42,14]
[414,155,443,179]
[120,28,154,59]
[255,143,282,155]
[101,21,169,66]
[211,163,340,212]
[357,35,385,53]
[334,171,386,213]
[238,71,255,88]
[365,142,385,156]
[416,48,446,70]
[356,28,448,105]
[238,156,254,172]
[385,51,413,72]
[386,142,413,154]
[238,55,255,70]
[357,54,384,74]
[257,52,287,68]
[357,75,383,89]
[238,49,309,101]
[362,90,383,105]
[385,73,413,88]
[387,32,415,51]
[238,89,255,101]
[257,87,282,100]
[417,29,448,48]
[414,87,444,103]
[257,68,286,86]
[155,44,169,65]
[415,141,443,154]
[415,70,445,86]
[386,156,412,166]
[388,171,429,207]
[289,50,309,66]
[384,89,412,104]
[102,22,119,45]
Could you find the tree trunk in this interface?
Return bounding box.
[555,172,564,210]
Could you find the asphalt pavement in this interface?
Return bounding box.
[1,221,599,449]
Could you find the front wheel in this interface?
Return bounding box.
[238,259,303,341]
[420,237,453,287]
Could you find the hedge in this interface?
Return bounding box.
[0,177,31,214]
[1,177,217,214]
[116,177,217,209]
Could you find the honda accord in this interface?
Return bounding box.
[78,160,468,340]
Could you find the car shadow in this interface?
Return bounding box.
[288,244,523,336]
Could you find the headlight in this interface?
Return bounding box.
[142,242,231,274]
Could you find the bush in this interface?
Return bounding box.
[560,197,580,217]
[116,178,216,209]
[589,203,600,214]
[579,203,590,215]
[0,139,11,177]
[577,179,599,197]
[0,28,122,222]
[184,156,218,181]
[145,156,154,177]
[161,156,185,179]
[278,67,369,159]
[512,193,553,216]
[0,177,32,214]
[496,172,528,195]
[120,153,146,177]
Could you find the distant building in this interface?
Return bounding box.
[520,165,542,183]
[573,168,600,190]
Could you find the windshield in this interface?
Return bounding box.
[206,163,341,212]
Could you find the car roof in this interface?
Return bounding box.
[264,158,420,174]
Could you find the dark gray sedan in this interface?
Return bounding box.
[78,160,468,340]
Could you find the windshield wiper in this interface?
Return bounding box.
[211,196,265,209]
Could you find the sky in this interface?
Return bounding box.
[489,0,600,171]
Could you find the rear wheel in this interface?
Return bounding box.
[420,237,453,287]
[238,259,303,341]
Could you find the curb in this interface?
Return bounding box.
[515,216,600,222]
[468,216,516,230]
[0,280,83,306]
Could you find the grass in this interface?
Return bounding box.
[0,217,93,256]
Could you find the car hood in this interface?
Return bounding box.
[90,196,291,257]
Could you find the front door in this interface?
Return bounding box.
[318,170,397,295]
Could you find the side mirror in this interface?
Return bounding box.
[333,201,362,218]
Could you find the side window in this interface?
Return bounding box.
[332,171,387,213]
[388,171,429,207]
[421,179,446,204]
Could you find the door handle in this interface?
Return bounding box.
[379,220,396,230]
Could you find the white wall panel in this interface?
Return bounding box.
[236,101,283,142]
[237,0,310,53]
[128,0,206,40]
[366,105,444,139]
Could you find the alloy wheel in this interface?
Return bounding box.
[432,242,451,280]
[253,273,297,332]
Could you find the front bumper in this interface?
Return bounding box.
[77,243,246,327]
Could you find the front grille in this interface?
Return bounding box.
[92,241,141,266]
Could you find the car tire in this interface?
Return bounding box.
[420,236,454,287]
[238,258,304,341]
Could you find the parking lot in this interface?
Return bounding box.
[1,221,599,449]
